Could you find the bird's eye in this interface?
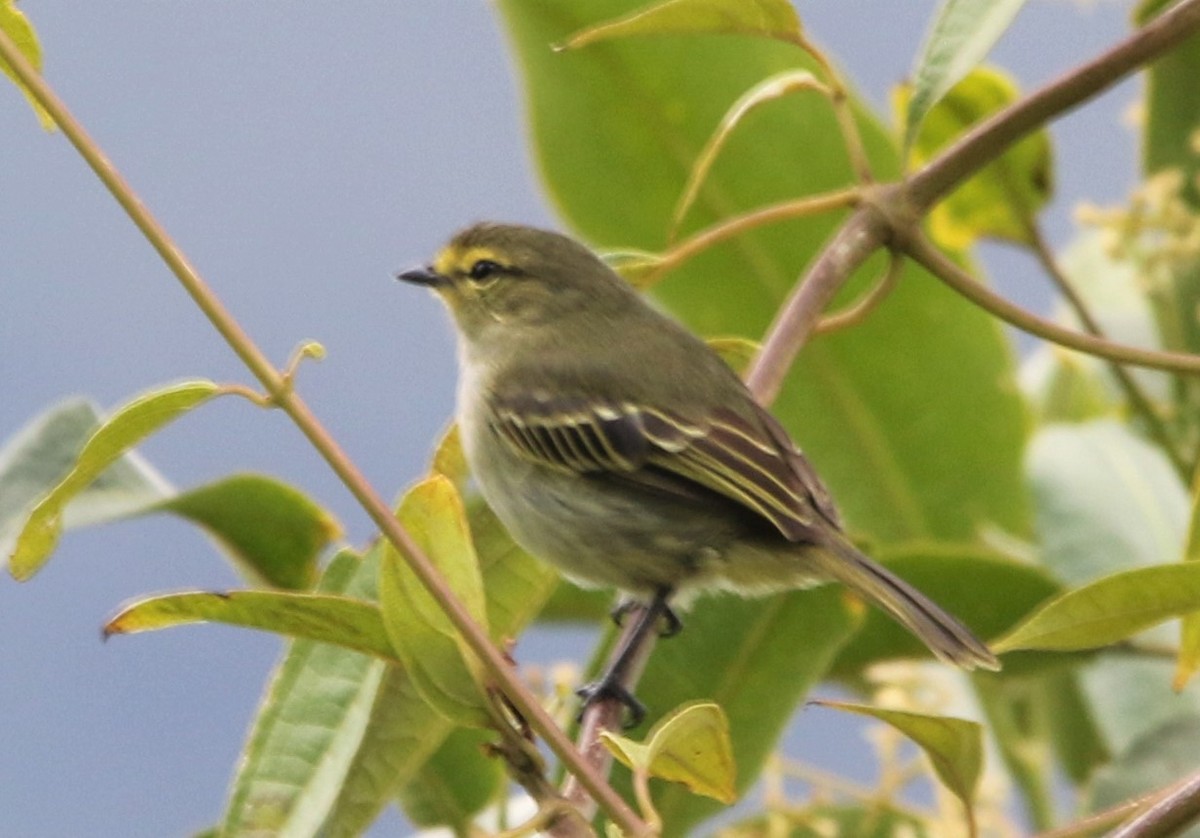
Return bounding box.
[468,259,503,281]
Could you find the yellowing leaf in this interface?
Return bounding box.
[814,700,983,812]
[104,590,395,660]
[898,66,1052,247]
[8,381,223,581]
[429,424,468,491]
[602,701,737,804]
[1175,478,1200,690]
[379,475,490,727]
[994,563,1200,654]
[560,0,802,51]
[0,0,54,129]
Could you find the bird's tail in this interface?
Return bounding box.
[815,534,1000,671]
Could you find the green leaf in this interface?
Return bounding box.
[608,589,858,835]
[221,548,391,837]
[602,701,736,804]
[560,0,802,51]
[104,589,394,660]
[8,381,224,581]
[706,336,761,376]
[1039,669,1110,784]
[972,676,1056,830]
[903,0,1028,150]
[0,0,53,129]
[322,496,557,836]
[899,66,1052,247]
[497,0,1030,551]
[0,398,170,557]
[828,544,1060,678]
[994,562,1200,653]
[1027,419,1189,586]
[813,700,983,813]
[1177,475,1200,690]
[1136,0,1200,207]
[154,474,338,590]
[396,728,503,830]
[429,423,468,491]
[380,475,490,727]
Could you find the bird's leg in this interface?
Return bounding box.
[579,588,675,728]
[610,595,682,637]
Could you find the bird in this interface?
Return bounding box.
[398,222,999,722]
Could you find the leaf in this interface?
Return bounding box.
[603,701,736,804]
[379,475,490,727]
[0,398,170,557]
[1136,0,1200,208]
[7,381,224,581]
[220,549,392,837]
[606,589,859,835]
[396,728,504,830]
[1027,419,1189,587]
[429,424,468,491]
[1177,475,1200,690]
[560,0,802,51]
[827,544,1060,678]
[104,589,394,660]
[672,70,825,235]
[813,700,983,813]
[993,562,1200,653]
[320,496,558,836]
[899,66,1052,247]
[154,474,339,590]
[0,0,54,129]
[903,0,1028,150]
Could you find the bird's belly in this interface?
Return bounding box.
[465,424,734,595]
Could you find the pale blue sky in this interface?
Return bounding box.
[1,3,1136,834]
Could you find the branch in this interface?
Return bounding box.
[1111,769,1200,838]
[0,27,646,838]
[908,0,1200,211]
[904,232,1200,376]
[746,207,891,403]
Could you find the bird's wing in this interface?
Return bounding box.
[486,390,839,541]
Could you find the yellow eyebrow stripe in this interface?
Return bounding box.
[433,245,505,276]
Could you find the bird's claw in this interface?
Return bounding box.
[576,678,646,729]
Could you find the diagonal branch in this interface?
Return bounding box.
[0,26,643,838]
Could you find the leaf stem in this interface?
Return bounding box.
[904,232,1200,376]
[791,32,875,185]
[815,251,904,335]
[1110,769,1200,838]
[0,28,646,838]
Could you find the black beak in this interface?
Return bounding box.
[396,265,447,287]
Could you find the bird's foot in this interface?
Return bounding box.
[576,677,646,729]
[610,599,682,637]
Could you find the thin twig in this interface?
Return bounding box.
[908,0,1200,211]
[791,32,875,185]
[648,188,861,283]
[904,232,1200,376]
[1027,225,1190,478]
[815,252,904,335]
[0,28,646,838]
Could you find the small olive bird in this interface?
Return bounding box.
[399,222,998,721]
